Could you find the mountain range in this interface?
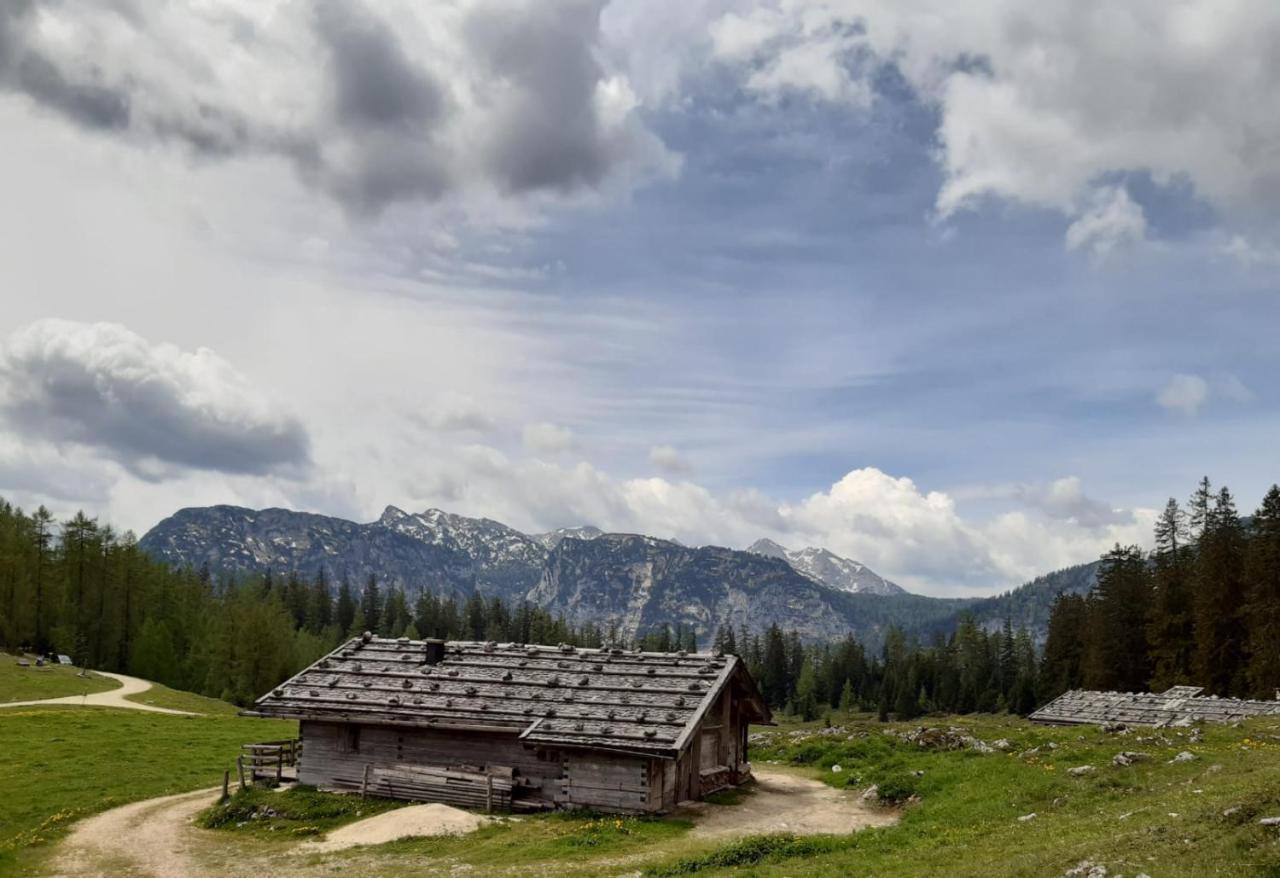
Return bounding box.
[138,504,1097,648]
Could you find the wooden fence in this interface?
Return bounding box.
[237,739,301,788]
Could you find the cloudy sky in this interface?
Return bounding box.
[1,0,1277,596]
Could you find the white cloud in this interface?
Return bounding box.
[1155,372,1253,416]
[1156,373,1209,416]
[0,319,310,477]
[696,0,1280,247]
[647,444,692,475]
[522,422,576,456]
[1065,186,1148,260]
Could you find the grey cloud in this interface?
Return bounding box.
[0,320,311,479]
[466,0,630,194]
[1018,478,1132,530]
[0,0,672,214]
[314,0,443,133]
[0,1,130,131]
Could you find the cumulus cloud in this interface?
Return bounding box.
[395,451,1151,594]
[522,422,576,456]
[647,444,691,475]
[1016,476,1132,530]
[0,0,676,213]
[698,0,1280,247]
[0,320,310,477]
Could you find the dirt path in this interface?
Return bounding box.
[49,787,221,877]
[45,768,893,876]
[0,671,193,715]
[680,768,897,837]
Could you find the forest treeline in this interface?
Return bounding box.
[1040,478,1280,702]
[3,475,1276,716]
[0,495,1039,716]
[0,500,606,705]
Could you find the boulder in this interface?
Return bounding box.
[1067,765,1096,777]
[1168,751,1197,764]
[1112,751,1151,767]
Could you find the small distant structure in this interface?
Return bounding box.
[1030,685,1280,727]
[55,655,73,666]
[246,636,771,813]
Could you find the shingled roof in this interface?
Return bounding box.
[247,635,771,758]
[1030,686,1280,727]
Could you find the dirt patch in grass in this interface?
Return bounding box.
[297,803,489,853]
[678,768,896,839]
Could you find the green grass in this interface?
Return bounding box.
[365,811,694,871]
[0,704,294,877]
[122,683,242,716]
[0,654,119,703]
[8,707,1280,877]
[642,713,1280,877]
[200,785,408,838]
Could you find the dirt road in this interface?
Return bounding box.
[682,768,897,837]
[0,671,194,715]
[49,787,221,877]
[43,768,894,876]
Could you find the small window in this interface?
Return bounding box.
[343,725,360,754]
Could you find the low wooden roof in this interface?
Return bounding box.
[1030,686,1280,727]
[247,636,771,758]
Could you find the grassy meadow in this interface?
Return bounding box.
[4,681,1280,877]
[192,712,1280,877]
[0,654,119,703]
[0,688,294,877]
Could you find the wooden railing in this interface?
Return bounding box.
[237,739,301,788]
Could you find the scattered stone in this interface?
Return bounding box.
[1047,742,1058,750]
[1223,806,1241,818]
[900,726,993,753]
[1067,765,1096,777]
[992,738,1012,751]
[1168,751,1197,764]
[860,785,879,802]
[1064,859,1108,877]
[1100,722,1127,734]
[1017,812,1037,823]
[1260,817,1280,826]
[1112,751,1152,767]
[831,764,842,773]
[911,769,925,777]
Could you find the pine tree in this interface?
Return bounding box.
[1245,486,1280,697]
[1082,545,1151,691]
[360,574,382,635]
[1193,487,1248,694]
[794,659,820,721]
[839,678,856,712]
[1148,498,1194,689]
[336,577,356,635]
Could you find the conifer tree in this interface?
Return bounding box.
[335,577,356,635]
[1148,498,1194,689]
[360,574,382,635]
[1245,486,1280,697]
[1193,487,1248,693]
[1082,545,1151,691]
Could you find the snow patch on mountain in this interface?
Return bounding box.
[746,538,906,596]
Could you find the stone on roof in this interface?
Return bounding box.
[1030,685,1280,727]
[248,637,768,757]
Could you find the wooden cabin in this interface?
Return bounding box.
[246,635,772,813]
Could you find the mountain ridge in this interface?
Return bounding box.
[138,504,1098,647]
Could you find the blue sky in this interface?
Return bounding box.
[0,0,1277,595]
